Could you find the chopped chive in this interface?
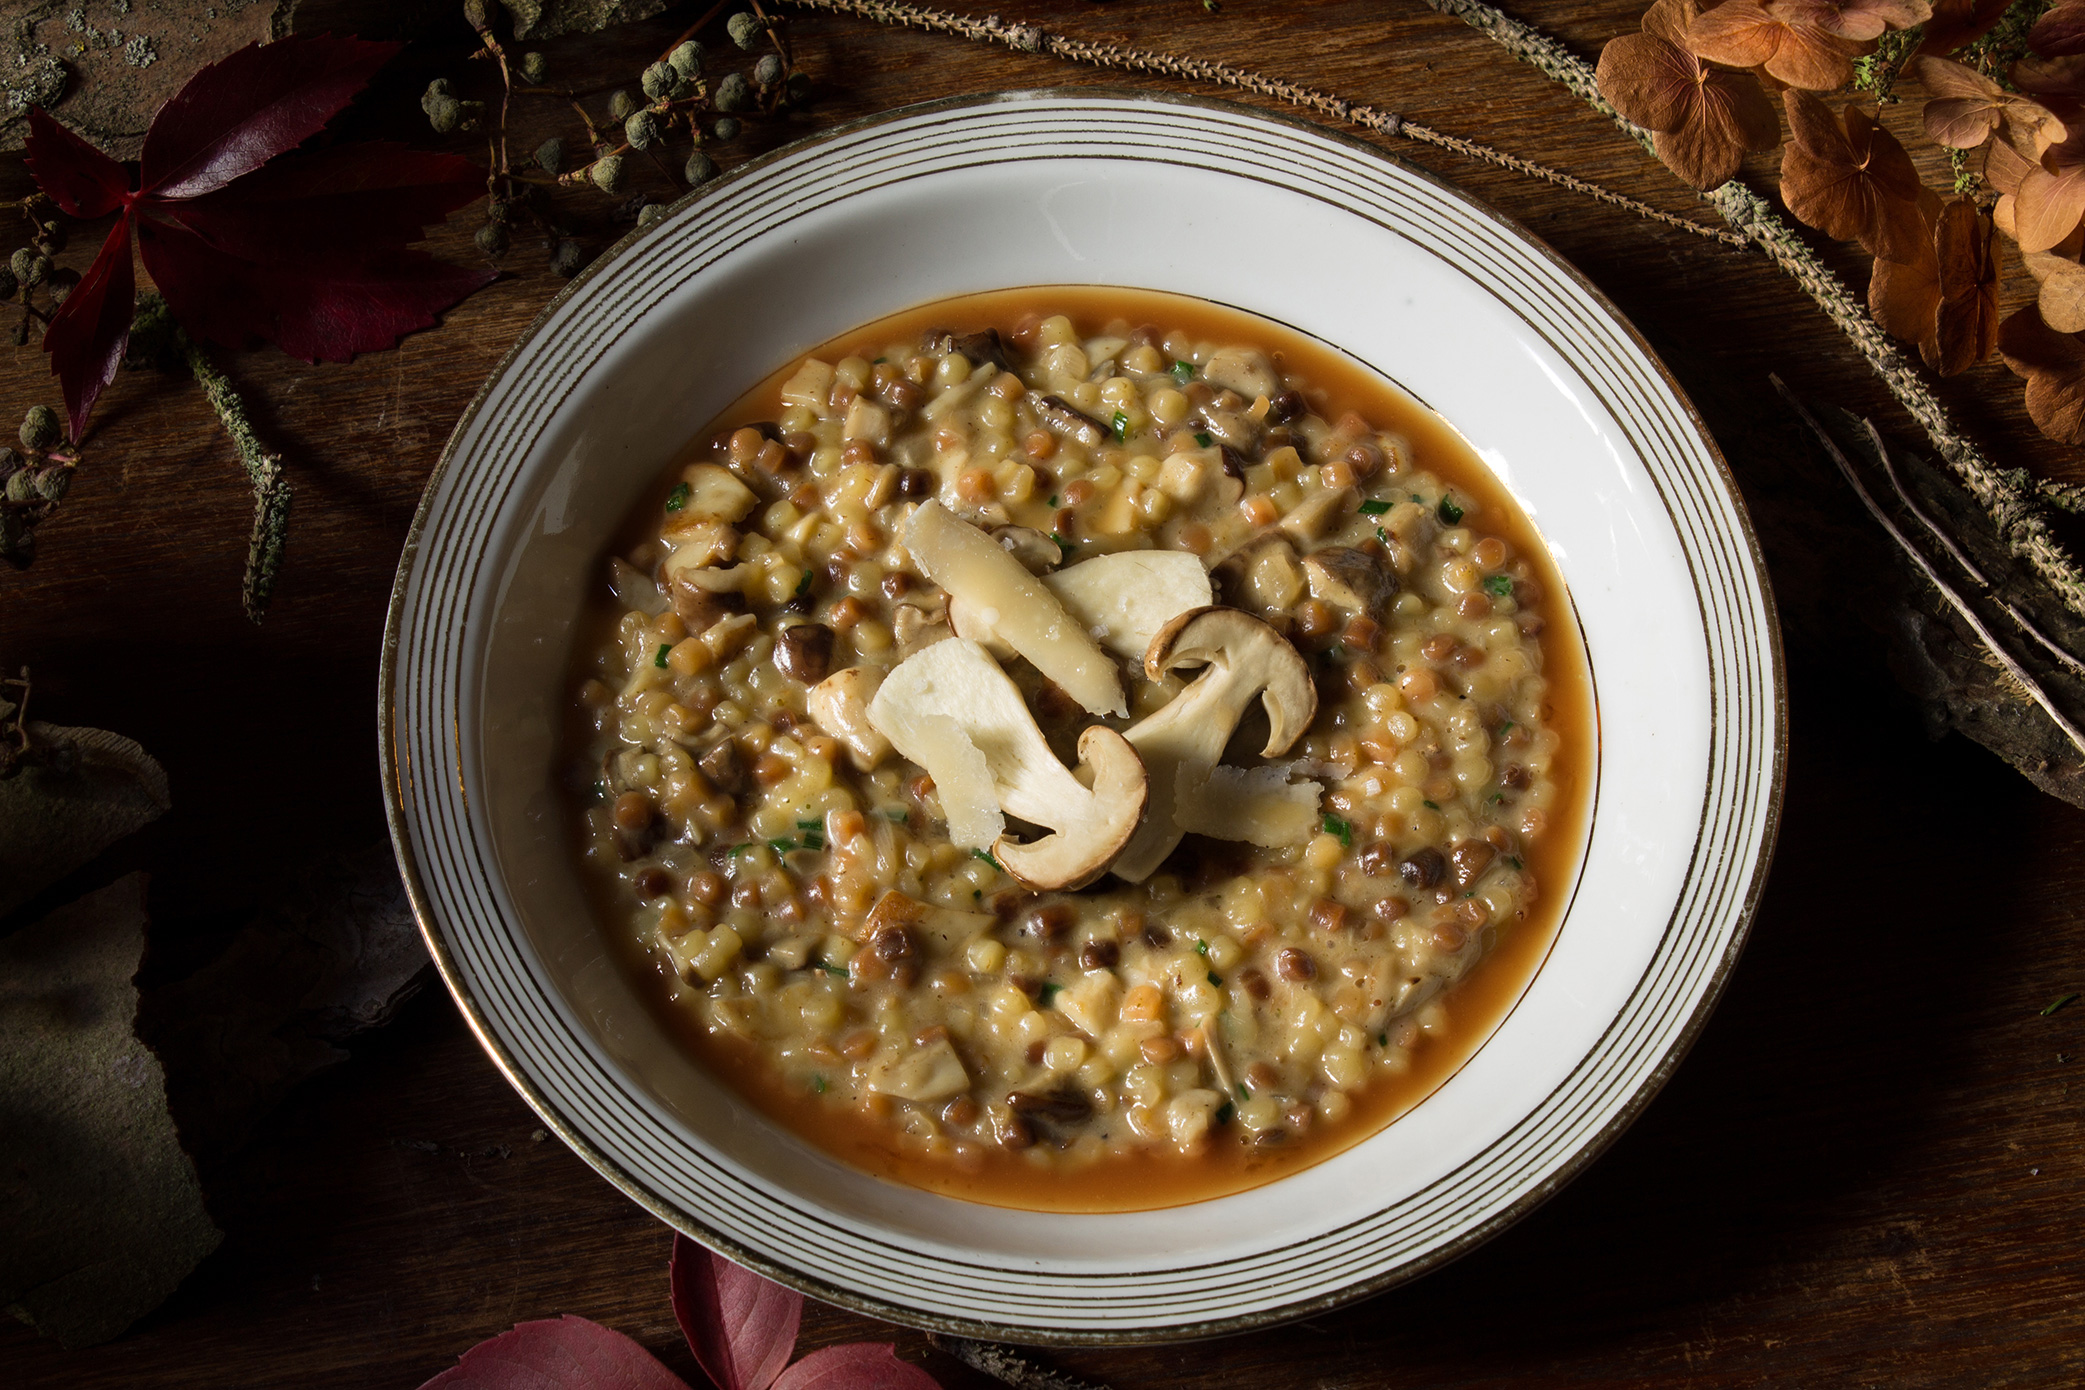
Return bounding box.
[820,963,848,979]
[1375,526,1391,546]
[726,843,754,858]
[1215,1102,1234,1125]
[796,817,823,830]
[971,848,1002,871]
[1207,971,1223,987]
[2043,992,2079,1017]
[1483,573,1514,598]
[1196,939,1210,957]
[1170,360,1195,384]
[1110,410,1131,443]
[1438,496,1465,524]
[1358,499,1391,515]
[654,643,671,669]
[1322,813,1353,847]
[793,568,814,597]
[1039,982,1064,1005]
[973,888,983,900]
[1507,855,1524,870]
[1487,792,1504,804]
[1236,1083,1249,1101]
[800,833,825,852]
[1194,431,1213,447]
[1423,799,1441,811]
[664,481,691,512]
[1050,532,1076,558]
[873,356,886,363]
[811,1074,828,1093]
[768,837,797,855]
[1499,719,1516,735]
[1048,493,1060,507]
[1377,1031,1389,1046]
[881,807,910,823]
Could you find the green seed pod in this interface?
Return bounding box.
[754,54,783,86]
[488,197,517,225]
[462,0,490,29]
[624,110,659,150]
[714,73,750,112]
[608,89,638,121]
[712,115,741,142]
[4,469,36,505]
[551,240,584,278]
[684,150,718,184]
[519,51,548,84]
[589,154,626,195]
[33,466,69,503]
[426,95,463,134]
[669,40,705,78]
[535,136,565,174]
[641,61,676,102]
[475,221,510,256]
[636,203,666,229]
[728,12,763,48]
[11,248,46,289]
[19,405,59,452]
[420,78,453,118]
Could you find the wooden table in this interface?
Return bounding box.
[7,1,2085,1384]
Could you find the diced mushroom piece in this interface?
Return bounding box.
[678,562,757,594]
[866,638,1146,888]
[1041,550,1214,662]
[903,501,1126,717]
[1202,347,1280,402]
[992,525,1065,575]
[1033,394,1108,448]
[842,397,892,448]
[864,1037,971,1102]
[774,623,835,684]
[1175,762,1321,847]
[660,519,740,578]
[675,463,759,523]
[1196,402,1257,451]
[698,739,745,794]
[924,327,1014,371]
[892,602,952,657]
[1112,608,1318,882]
[607,557,668,614]
[807,667,891,771]
[779,358,835,410]
[1302,545,1400,615]
[863,889,994,957]
[1279,486,1356,544]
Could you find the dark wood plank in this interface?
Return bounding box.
[6,2,2084,1385]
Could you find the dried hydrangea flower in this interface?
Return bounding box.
[1595,0,1779,190]
[1780,89,1927,263]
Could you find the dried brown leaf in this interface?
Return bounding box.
[2014,148,2085,252]
[1870,229,1941,341]
[2001,303,2085,444]
[0,723,169,919]
[2031,0,2085,58]
[2038,256,2085,332]
[1913,56,2068,154]
[1781,91,1930,261]
[1691,0,1872,89]
[1597,0,1781,189]
[1795,0,1933,43]
[1927,196,2000,374]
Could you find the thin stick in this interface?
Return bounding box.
[1415,0,2085,623]
[1777,376,2085,758]
[926,1334,1112,1390]
[777,0,1747,248]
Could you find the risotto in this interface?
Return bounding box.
[565,288,1587,1210]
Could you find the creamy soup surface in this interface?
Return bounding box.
[565,287,1589,1211]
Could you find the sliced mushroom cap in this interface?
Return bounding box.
[991,525,1065,575]
[992,725,1147,892]
[807,666,891,771]
[866,637,1147,889]
[1111,607,1318,882]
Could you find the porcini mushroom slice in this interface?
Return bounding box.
[903,501,1126,717]
[807,667,891,771]
[866,638,1147,888]
[866,654,1005,848]
[951,550,1215,664]
[1111,607,1319,883]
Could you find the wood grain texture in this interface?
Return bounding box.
[5,1,2085,1385]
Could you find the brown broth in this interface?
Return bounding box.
[570,286,1592,1212]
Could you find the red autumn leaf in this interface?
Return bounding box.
[671,1235,804,1390]
[769,1346,942,1390]
[25,33,491,440]
[417,1315,693,1390]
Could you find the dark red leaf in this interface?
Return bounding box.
[24,108,129,219]
[417,1315,693,1390]
[42,216,135,441]
[151,144,487,260]
[769,1346,941,1390]
[137,216,492,362]
[670,1236,803,1390]
[141,33,399,199]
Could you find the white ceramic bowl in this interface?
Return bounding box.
[383,89,1784,1343]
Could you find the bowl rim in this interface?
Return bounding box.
[380,84,1788,1345]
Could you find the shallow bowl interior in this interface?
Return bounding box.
[385,89,1783,1342]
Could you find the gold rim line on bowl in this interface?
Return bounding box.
[379,85,1788,1345]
